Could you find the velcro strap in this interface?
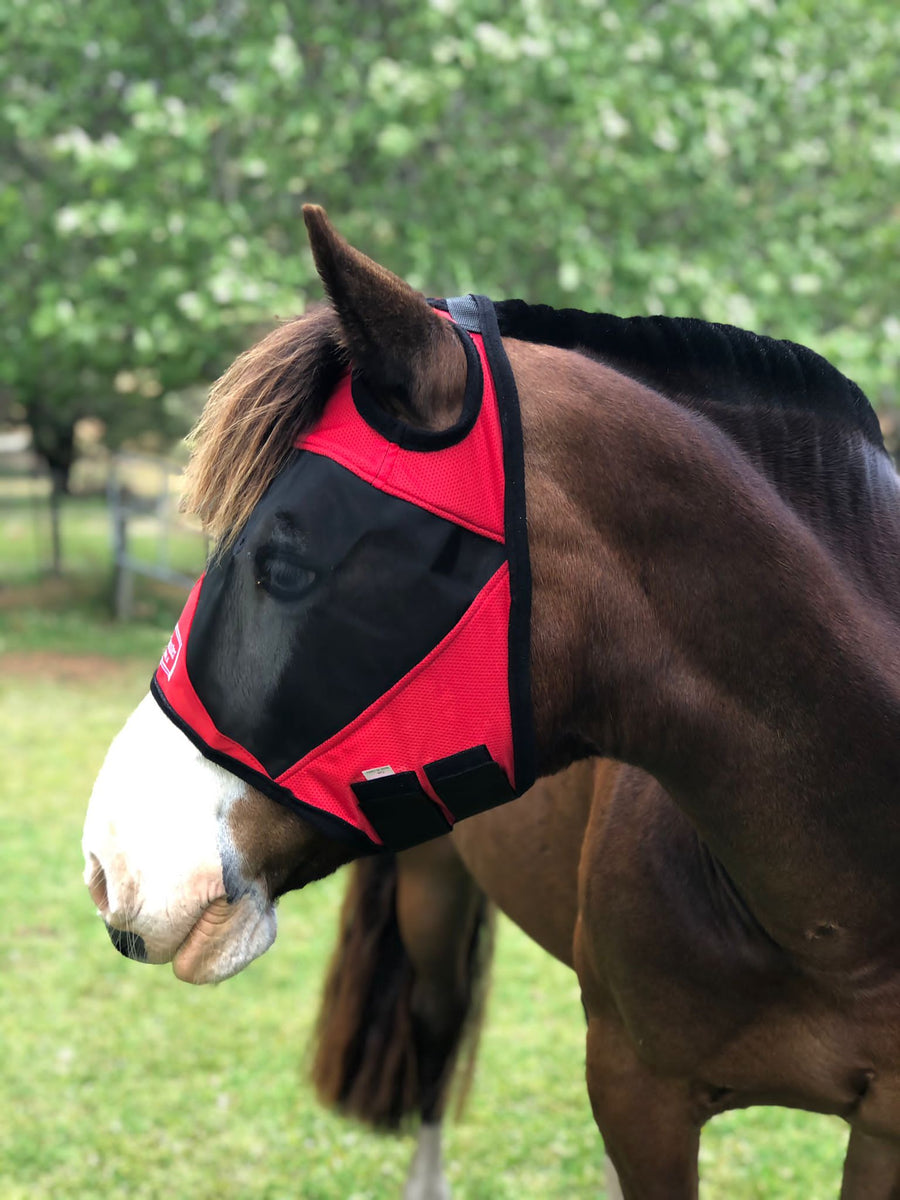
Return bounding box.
[351,771,452,851]
[424,745,515,822]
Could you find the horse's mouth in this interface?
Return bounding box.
[171,890,278,985]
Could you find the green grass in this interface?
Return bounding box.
[0,486,851,1197]
[0,660,851,1198]
[0,662,606,1199]
[1,478,205,586]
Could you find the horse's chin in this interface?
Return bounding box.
[172,891,278,985]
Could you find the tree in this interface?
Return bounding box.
[1,0,897,565]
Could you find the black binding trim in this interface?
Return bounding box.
[351,771,452,850]
[350,322,484,451]
[424,745,515,821]
[472,295,536,796]
[150,676,376,852]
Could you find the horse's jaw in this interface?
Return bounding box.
[82,693,277,983]
[171,890,277,984]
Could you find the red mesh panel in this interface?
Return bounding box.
[156,567,513,844]
[276,565,513,842]
[296,332,506,542]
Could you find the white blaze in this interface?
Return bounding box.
[82,694,277,980]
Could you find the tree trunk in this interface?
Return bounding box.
[47,464,67,576]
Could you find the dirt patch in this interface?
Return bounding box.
[0,650,137,683]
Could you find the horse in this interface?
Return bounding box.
[82,205,900,1198]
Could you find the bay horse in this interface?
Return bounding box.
[82,206,900,1198]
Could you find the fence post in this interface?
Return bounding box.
[106,452,203,620]
[111,503,134,621]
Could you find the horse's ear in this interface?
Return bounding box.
[302,205,466,429]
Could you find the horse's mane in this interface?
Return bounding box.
[493,300,884,450]
[184,295,884,549]
[182,305,349,548]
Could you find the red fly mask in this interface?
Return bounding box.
[152,296,534,851]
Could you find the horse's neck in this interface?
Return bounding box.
[522,344,900,955]
[679,398,900,613]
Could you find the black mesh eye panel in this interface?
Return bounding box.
[186,453,507,779]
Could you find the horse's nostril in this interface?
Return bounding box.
[86,853,110,915]
[106,924,148,963]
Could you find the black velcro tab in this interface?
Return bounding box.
[424,745,515,822]
[352,771,452,851]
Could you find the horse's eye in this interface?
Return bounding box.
[254,550,316,601]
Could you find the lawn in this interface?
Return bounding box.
[0,492,851,1198]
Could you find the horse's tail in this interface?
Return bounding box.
[310,851,494,1130]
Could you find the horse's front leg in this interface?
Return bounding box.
[841,1126,900,1199]
[586,1014,700,1200]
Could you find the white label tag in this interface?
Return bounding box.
[362,765,396,781]
[159,624,183,681]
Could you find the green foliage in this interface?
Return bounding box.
[1,0,897,482]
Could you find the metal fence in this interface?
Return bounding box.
[108,453,206,619]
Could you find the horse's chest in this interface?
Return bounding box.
[577,789,900,1126]
[686,983,900,1136]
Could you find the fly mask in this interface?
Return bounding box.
[152,296,534,851]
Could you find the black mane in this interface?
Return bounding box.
[493,300,884,451]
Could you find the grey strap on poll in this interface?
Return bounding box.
[446,294,483,332]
